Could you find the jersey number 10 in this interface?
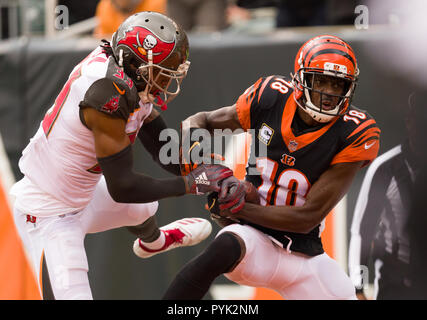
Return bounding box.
[256,158,311,207]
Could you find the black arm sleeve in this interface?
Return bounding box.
[98,145,186,203]
[138,115,182,176]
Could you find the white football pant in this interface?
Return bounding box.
[218,224,357,300]
[13,177,158,300]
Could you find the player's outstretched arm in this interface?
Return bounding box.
[179,104,243,175]
[82,107,232,203]
[182,104,243,133]
[228,161,364,234]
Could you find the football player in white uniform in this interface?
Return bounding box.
[10,12,233,300]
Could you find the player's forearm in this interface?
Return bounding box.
[183,111,212,132]
[98,145,187,203]
[108,173,187,203]
[234,202,321,234]
[234,180,349,233]
[182,106,242,133]
[232,166,357,233]
[138,115,181,176]
[237,162,362,233]
[109,173,186,203]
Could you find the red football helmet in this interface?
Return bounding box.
[292,35,359,123]
[111,11,190,107]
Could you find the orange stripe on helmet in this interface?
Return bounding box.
[302,38,352,66]
[295,35,357,77]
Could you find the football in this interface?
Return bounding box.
[206,180,259,217]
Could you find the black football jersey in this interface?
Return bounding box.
[235,75,381,256]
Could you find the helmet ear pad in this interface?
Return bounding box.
[120,53,147,91]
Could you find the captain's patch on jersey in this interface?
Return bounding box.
[258,123,274,145]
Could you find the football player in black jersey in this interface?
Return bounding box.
[163,35,380,300]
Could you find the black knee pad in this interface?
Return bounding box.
[196,232,244,275]
[162,232,244,300]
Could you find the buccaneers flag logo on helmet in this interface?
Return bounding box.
[117,26,176,65]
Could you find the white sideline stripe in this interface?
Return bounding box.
[334,195,347,271]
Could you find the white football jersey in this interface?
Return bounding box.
[11,47,152,216]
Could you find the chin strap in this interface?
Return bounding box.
[156,95,168,111]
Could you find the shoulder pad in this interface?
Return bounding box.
[235,75,293,129]
[253,75,293,110]
[331,106,381,166]
[79,78,131,120]
[80,59,139,120]
[105,60,137,93]
[342,106,380,142]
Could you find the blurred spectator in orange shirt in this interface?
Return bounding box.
[94,0,166,38]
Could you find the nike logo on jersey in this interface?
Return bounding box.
[195,172,210,185]
[113,82,125,95]
[364,141,376,149]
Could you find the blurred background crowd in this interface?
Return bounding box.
[0,0,404,39]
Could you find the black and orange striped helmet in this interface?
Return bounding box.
[292,35,359,123]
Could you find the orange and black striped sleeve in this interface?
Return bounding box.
[331,118,381,167]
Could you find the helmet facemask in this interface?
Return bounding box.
[293,67,357,123]
[136,50,190,108]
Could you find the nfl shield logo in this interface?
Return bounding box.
[288,140,298,152]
